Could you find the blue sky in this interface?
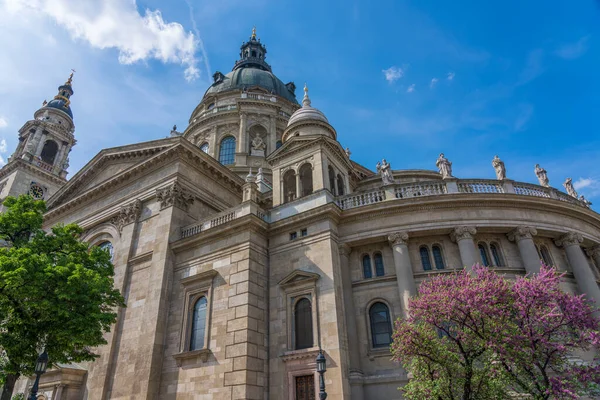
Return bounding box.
[1,0,599,202]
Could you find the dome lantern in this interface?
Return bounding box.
[233,27,271,72]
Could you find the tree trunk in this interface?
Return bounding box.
[0,373,19,400]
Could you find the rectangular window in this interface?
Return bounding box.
[290,232,297,240]
[301,228,308,237]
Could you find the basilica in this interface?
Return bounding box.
[3,29,600,400]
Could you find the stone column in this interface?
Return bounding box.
[339,244,365,400]
[237,112,247,153]
[555,232,600,309]
[450,226,479,269]
[54,384,64,400]
[268,115,276,154]
[34,129,47,157]
[295,171,301,199]
[507,226,541,274]
[388,232,417,317]
[585,245,600,280]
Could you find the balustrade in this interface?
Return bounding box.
[513,183,551,198]
[395,182,447,199]
[458,180,504,194]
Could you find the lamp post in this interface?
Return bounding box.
[27,349,48,400]
[316,350,327,400]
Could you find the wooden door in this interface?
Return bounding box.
[295,375,315,400]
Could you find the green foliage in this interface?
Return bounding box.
[0,195,124,388]
[10,394,25,400]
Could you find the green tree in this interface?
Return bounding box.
[0,195,124,400]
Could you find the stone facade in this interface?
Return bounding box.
[6,31,600,400]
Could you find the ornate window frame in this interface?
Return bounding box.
[173,269,217,366]
[278,270,321,354]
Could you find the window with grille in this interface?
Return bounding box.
[420,246,432,271]
[369,302,392,348]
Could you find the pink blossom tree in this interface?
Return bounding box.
[391,265,600,400]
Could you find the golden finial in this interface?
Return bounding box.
[66,69,75,85]
[251,26,257,39]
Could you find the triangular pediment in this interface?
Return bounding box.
[46,138,180,208]
[278,269,320,288]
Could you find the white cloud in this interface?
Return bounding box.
[382,66,404,83]
[406,84,415,93]
[514,104,533,131]
[0,117,7,129]
[574,177,600,200]
[574,177,594,190]
[430,78,438,88]
[447,72,455,80]
[555,35,590,60]
[5,0,202,81]
[0,139,7,153]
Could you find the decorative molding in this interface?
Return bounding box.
[156,182,195,211]
[507,226,538,242]
[585,245,600,259]
[172,348,211,366]
[388,231,409,246]
[555,232,583,248]
[338,243,351,257]
[278,269,320,289]
[450,226,477,242]
[110,199,142,233]
[279,347,321,362]
[180,269,218,287]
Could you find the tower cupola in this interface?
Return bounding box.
[44,71,75,119]
[233,27,271,72]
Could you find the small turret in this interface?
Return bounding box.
[233,27,271,72]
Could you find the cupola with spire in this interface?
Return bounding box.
[283,84,336,142]
[233,27,271,72]
[44,71,75,119]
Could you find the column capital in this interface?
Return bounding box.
[338,243,352,257]
[585,245,600,258]
[507,226,538,242]
[388,231,409,246]
[554,232,583,248]
[450,226,477,242]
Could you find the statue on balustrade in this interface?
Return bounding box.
[492,155,506,180]
[436,153,453,179]
[579,195,592,208]
[534,164,549,187]
[376,159,395,185]
[563,177,578,198]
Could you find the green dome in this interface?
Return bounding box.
[204,68,298,104]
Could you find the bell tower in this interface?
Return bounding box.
[0,72,77,205]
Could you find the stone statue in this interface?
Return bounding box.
[436,153,453,179]
[563,177,578,198]
[62,157,70,170]
[534,164,549,187]
[251,133,266,151]
[345,147,351,158]
[579,195,592,208]
[172,124,177,132]
[492,155,506,180]
[376,159,395,185]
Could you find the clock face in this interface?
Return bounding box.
[29,183,45,200]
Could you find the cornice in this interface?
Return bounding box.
[282,119,337,142]
[339,193,600,232]
[268,202,341,235]
[0,158,66,185]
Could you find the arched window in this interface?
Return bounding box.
[189,297,208,351]
[369,302,392,348]
[299,164,313,197]
[276,140,283,149]
[374,253,385,277]
[219,136,236,165]
[97,241,114,261]
[420,246,432,271]
[337,174,345,196]
[199,142,209,154]
[432,245,445,270]
[490,243,504,267]
[540,245,553,266]
[328,166,336,195]
[251,50,257,57]
[283,170,297,203]
[362,255,373,279]
[40,140,59,164]
[478,243,490,266]
[295,298,313,350]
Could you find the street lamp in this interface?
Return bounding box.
[28,349,48,400]
[316,350,327,400]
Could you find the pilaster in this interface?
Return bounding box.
[388,231,417,317]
